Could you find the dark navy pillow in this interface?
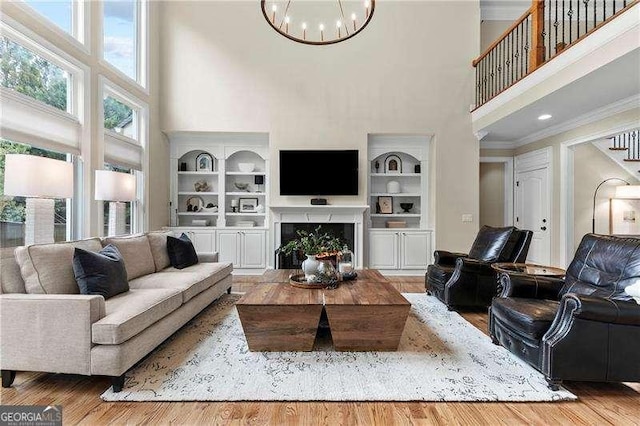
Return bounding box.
[73,244,129,299]
[167,233,199,270]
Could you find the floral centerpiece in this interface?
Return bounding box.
[278,226,344,283]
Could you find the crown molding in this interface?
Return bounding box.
[480,140,518,149]
[515,94,640,147]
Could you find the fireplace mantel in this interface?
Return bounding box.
[269,205,369,269]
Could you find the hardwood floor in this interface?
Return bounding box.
[2,274,639,425]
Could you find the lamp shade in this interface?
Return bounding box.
[3,154,74,198]
[95,170,136,202]
[615,185,640,199]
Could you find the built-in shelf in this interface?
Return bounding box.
[226,212,266,216]
[226,172,265,176]
[370,173,421,177]
[226,192,266,196]
[178,191,218,195]
[370,213,421,218]
[371,193,421,197]
[178,212,219,216]
[178,171,218,176]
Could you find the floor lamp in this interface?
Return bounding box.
[95,170,136,236]
[592,178,640,233]
[3,154,74,245]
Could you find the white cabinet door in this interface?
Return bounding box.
[369,231,399,270]
[189,230,215,253]
[400,232,430,269]
[217,231,240,266]
[241,231,266,269]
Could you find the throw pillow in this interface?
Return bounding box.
[167,233,199,269]
[625,281,640,304]
[468,226,515,262]
[73,244,129,299]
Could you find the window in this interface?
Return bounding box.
[104,95,136,138]
[23,0,72,35]
[0,36,70,112]
[0,140,72,247]
[103,0,138,81]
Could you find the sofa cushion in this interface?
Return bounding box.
[469,226,515,262]
[491,297,560,340]
[1,247,26,294]
[15,238,103,294]
[92,288,182,345]
[73,245,129,299]
[130,262,233,303]
[147,230,174,272]
[103,234,155,280]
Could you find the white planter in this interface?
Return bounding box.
[301,255,320,277]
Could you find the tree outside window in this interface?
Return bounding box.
[0,36,69,112]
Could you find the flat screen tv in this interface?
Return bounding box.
[279,150,358,196]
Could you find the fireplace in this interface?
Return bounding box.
[277,223,355,269]
[269,205,369,270]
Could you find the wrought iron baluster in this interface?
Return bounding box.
[553,1,560,55]
[548,0,552,58]
[525,17,530,72]
[577,0,580,38]
[584,0,588,35]
[562,0,566,45]
[568,0,574,43]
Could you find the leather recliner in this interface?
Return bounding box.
[426,226,533,310]
[490,234,640,389]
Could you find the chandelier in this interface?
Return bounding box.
[261,1,376,45]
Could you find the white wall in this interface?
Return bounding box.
[479,162,505,227]
[159,0,481,251]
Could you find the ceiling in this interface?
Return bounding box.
[478,48,640,143]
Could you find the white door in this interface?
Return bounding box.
[516,167,550,264]
[369,231,399,270]
[241,231,266,269]
[217,231,240,266]
[189,231,215,253]
[400,232,430,269]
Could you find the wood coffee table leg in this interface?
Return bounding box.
[325,305,411,351]
[237,305,323,351]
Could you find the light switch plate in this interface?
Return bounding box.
[462,214,473,222]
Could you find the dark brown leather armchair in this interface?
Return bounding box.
[426,226,533,310]
[490,234,640,389]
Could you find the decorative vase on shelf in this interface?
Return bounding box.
[386,180,401,194]
[302,255,320,277]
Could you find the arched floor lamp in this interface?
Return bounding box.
[592,178,640,233]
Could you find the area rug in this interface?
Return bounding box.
[101,293,576,402]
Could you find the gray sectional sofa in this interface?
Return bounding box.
[0,231,233,392]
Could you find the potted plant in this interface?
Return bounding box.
[278,226,344,276]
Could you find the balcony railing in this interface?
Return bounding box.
[473,0,638,108]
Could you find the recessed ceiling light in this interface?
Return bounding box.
[538,114,552,120]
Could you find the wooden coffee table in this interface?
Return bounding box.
[236,269,411,352]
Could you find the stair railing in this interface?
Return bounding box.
[473,0,638,108]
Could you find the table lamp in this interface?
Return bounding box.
[95,170,136,236]
[3,154,74,245]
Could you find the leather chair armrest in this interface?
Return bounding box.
[434,250,468,266]
[497,273,565,299]
[560,293,640,325]
[454,257,494,275]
